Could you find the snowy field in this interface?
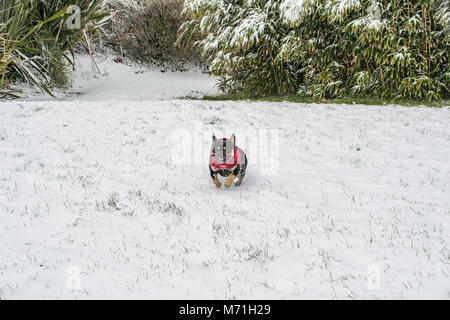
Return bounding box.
[0,56,449,299]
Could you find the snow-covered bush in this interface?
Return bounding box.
[177,0,302,95]
[179,0,449,101]
[108,0,201,65]
[281,0,449,101]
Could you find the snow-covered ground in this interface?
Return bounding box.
[22,55,216,101]
[0,56,449,299]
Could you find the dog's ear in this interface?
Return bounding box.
[212,133,216,143]
[230,134,236,146]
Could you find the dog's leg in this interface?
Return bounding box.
[224,174,235,188]
[212,175,221,188]
[210,167,221,188]
[235,172,242,186]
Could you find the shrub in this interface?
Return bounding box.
[177,0,301,95]
[108,0,200,64]
[280,0,450,101]
[178,0,449,101]
[0,0,112,98]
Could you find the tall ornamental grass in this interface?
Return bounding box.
[0,0,112,98]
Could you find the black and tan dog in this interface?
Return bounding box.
[209,134,247,188]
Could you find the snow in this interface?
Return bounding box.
[0,56,449,299]
[20,55,218,101]
[280,0,314,24]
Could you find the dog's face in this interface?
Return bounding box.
[211,134,235,163]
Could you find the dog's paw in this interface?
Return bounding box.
[215,181,222,188]
[235,180,242,187]
[224,175,235,188]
